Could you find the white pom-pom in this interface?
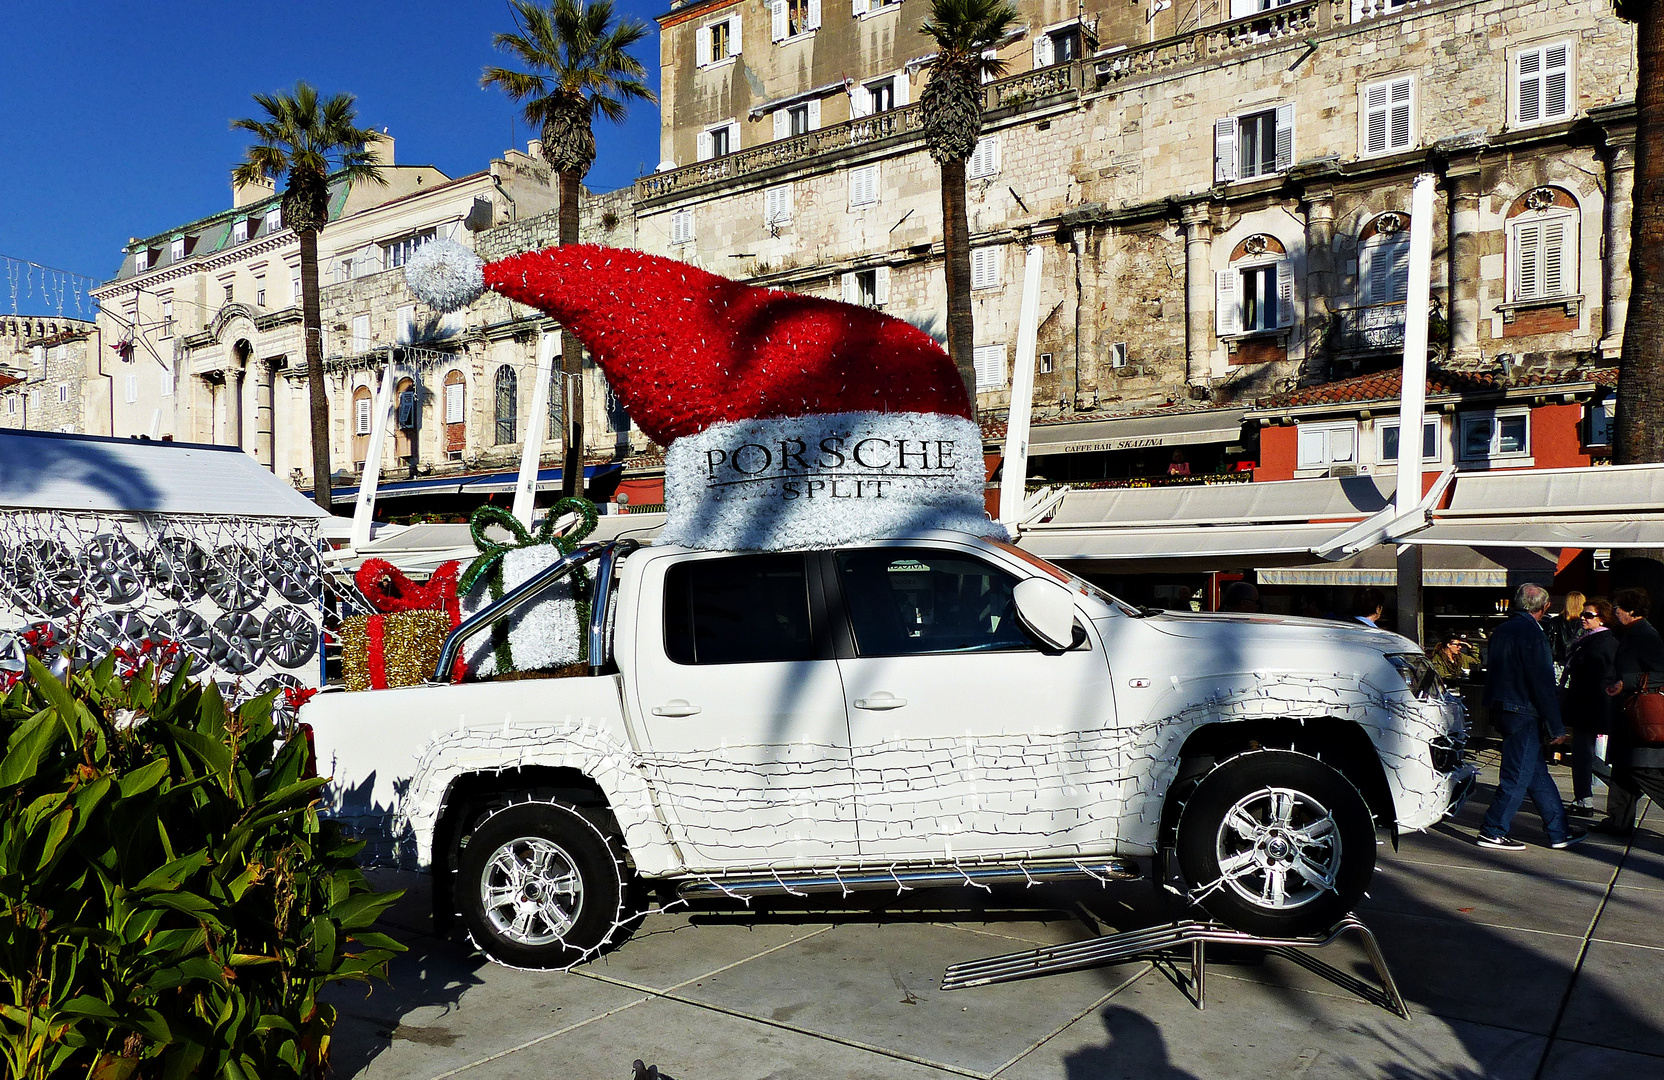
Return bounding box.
[404,239,486,312]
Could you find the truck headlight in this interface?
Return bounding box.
[1386,652,1443,699]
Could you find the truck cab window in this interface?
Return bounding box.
[837,548,1031,656]
[664,553,814,664]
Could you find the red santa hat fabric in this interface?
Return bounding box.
[407,241,996,551]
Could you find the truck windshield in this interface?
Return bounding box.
[987,539,1138,616]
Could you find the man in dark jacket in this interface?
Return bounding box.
[1478,583,1586,850]
[1596,588,1664,836]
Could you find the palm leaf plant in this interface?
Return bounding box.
[232,83,385,511]
[483,0,655,498]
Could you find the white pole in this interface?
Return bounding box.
[350,354,400,550]
[999,244,1045,527]
[513,330,558,527]
[1395,173,1438,640]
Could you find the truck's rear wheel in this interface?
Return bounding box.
[1175,750,1375,938]
[458,801,631,968]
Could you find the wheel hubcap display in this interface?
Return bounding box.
[479,837,584,946]
[1214,786,1342,911]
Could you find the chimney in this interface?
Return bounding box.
[528,138,544,160]
[366,128,395,166]
[232,172,276,208]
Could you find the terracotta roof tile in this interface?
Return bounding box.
[1253,364,1616,410]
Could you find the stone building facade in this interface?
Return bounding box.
[0,317,100,435]
[637,0,1637,479]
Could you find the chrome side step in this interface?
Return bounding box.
[675,857,1141,901]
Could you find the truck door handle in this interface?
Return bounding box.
[652,699,701,717]
[854,692,907,710]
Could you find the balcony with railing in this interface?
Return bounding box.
[1330,303,1407,354]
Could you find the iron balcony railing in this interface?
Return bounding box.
[1331,303,1407,353]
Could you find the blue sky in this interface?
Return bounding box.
[0,0,664,316]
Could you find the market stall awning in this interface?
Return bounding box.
[1027,408,1247,457]
[1393,463,1664,548]
[0,430,327,519]
[332,511,666,572]
[325,462,624,504]
[1259,545,1559,588]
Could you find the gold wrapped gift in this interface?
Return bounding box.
[340,610,454,692]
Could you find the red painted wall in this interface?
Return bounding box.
[1256,426,1297,482]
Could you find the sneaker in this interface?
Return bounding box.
[1552,828,1589,850]
[1477,833,1528,850]
[1568,803,1598,819]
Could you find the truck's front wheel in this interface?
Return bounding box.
[458,801,631,968]
[1175,750,1375,938]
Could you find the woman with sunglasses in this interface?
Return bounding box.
[1561,598,1618,817]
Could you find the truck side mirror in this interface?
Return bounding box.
[1013,578,1078,651]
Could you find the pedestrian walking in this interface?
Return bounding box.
[1594,588,1664,837]
[1353,588,1386,628]
[1561,597,1618,819]
[1476,583,1587,851]
[1543,591,1587,668]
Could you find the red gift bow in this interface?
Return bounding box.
[355,559,462,619]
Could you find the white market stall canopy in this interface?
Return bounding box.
[1258,545,1560,588]
[331,512,668,573]
[0,430,327,519]
[1027,409,1247,457]
[1015,463,1664,572]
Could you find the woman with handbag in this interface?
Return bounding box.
[1562,598,1618,817]
[1597,588,1664,837]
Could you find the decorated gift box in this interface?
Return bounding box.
[455,501,596,679]
[341,559,461,691]
[404,241,998,554]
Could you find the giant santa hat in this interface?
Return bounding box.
[406,240,996,551]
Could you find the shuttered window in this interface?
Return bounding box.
[354,394,373,437]
[670,209,693,245]
[1363,77,1414,156]
[973,344,1006,391]
[849,164,879,208]
[1217,259,1293,335]
[771,0,820,39]
[1516,42,1571,125]
[444,377,465,425]
[1512,215,1573,301]
[1216,103,1293,181]
[970,246,1002,290]
[968,136,1000,179]
[1360,233,1410,305]
[765,184,793,225]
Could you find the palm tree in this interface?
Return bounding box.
[483,0,654,499]
[1617,2,1664,470]
[920,0,1019,414]
[232,83,384,511]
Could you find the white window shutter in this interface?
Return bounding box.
[807,99,820,129]
[1033,34,1053,69]
[849,84,870,118]
[728,120,741,151]
[698,26,710,67]
[356,396,372,436]
[808,0,821,28]
[875,266,890,306]
[1297,427,1325,468]
[1518,48,1542,123]
[1542,219,1566,296]
[1390,78,1413,149]
[774,109,789,139]
[445,381,464,424]
[1543,44,1570,119]
[772,0,787,41]
[1230,0,1260,16]
[1215,269,1240,336]
[1274,103,1295,172]
[729,16,741,56]
[1365,82,1389,155]
[1214,117,1238,183]
[697,130,713,161]
[841,272,857,303]
[1515,222,1541,300]
[1277,259,1295,327]
[893,73,909,106]
[852,0,864,14]
[1389,236,1409,302]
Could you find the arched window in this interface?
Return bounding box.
[351,383,373,469]
[443,369,466,455]
[1217,233,1292,337]
[1506,187,1579,304]
[494,365,518,445]
[1357,212,1410,307]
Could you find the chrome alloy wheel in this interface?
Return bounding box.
[479,837,585,946]
[1214,786,1342,911]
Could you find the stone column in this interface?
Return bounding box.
[1445,162,1484,363]
[1180,203,1215,386]
[232,365,247,451]
[203,371,225,445]
[1601,132,1637,360]
[254,359,275,467]
[1303,187,1337,365]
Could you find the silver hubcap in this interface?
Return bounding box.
[1215,786,1342,911]
[480,837,584,946]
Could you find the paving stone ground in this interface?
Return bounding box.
[324,750,1664,1079]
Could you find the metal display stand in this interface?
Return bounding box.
[940,915,1409,1018]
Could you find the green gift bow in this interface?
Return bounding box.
[459,498,599,674]
[459,498,599,593]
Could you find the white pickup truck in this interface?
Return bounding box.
[303,531,1472,968]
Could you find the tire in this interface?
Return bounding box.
[457,801,633,968]
[1175,750,1376,938]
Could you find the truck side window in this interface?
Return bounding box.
[663,553,815,665]
[837,548,1032,657]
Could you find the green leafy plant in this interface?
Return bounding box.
[0,655,402,1079]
